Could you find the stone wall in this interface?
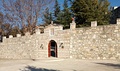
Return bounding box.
[70,25,120,59]
[0,34,48,59]
[0,24,70,59]
[0,19,120,60]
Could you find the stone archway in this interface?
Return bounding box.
[48,40,57,57]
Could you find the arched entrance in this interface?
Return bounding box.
[48,40,57,57]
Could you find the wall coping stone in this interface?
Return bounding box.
[9,35,13,38]
[117,18,120,25]
[91,21,97,27]
[17,34,21,37]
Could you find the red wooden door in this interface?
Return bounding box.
[48,40,57,57]
[55,43,57,57]
[48,42,51,57]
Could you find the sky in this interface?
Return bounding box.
[58,0,120,7]
[108,0,120,6]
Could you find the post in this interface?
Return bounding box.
[25,32,30,36]
[3,36,6,39]
[91,21,97,27]
[17,34,21,37]
[51,21,53,24]
[9,35,13,38]
[117,18,120,25]
[70,21,76,29]
[60,26,63,30]
[2,36,6,42]
[35,29,40,34]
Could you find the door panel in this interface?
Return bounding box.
[48,40,57,57]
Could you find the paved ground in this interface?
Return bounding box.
[0,58,120,71]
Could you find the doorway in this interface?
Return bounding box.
[48,40,57,57]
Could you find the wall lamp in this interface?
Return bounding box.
[59,43,64,49]
[40,44,43,49]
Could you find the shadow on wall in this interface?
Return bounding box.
[95,63,120,69]
[20,66,60,71]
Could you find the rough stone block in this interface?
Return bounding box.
[9,35,13,38]
[97,57,100,59]
[17,34,21,37]
[82,57,86,59]
[3,36,6,39]
[25,32,30,36]
[70,56,73,58]
[110,57,116,59]
[60,26,63,30]
[35,29,40,34]
[51,21,53,24]
[117,18,120,25]
[70,21,76,29]
[91,21,97,27]
[103,57,106,59]
[1,36,5,42]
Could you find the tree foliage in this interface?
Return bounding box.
[0,12,3,42]
[54,0,60,18]
[2,0,54,34]
[0,12,3,33]
[70,0,110,27]
[62,0,72,28]
[0,12,21,38]
[53,0,72,28]
[43,8,53,26]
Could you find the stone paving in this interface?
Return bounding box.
[0,58,120,71]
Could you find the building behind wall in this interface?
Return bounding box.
[0,19,120,60]
[110,6,120,24]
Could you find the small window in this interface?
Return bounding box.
[50,28,54,36]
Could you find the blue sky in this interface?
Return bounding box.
[109,0,120,6]
[58,0,120,7]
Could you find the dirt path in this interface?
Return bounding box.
[0,58,120,71]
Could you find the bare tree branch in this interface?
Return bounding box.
[2,0,54,34]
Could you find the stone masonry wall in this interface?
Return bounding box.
[0,24,71,59]
[0,19,120,60]
[70,25,120,59]
[0,34,48,59]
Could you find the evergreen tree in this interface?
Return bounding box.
[55,11,63,24]
[62,0,72,28]
[54,0,72,28]
[43,8,53,25]
[70,0,110,27]
[0,12,3,42]
[54,0,60,23]
[0,13,3,33]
